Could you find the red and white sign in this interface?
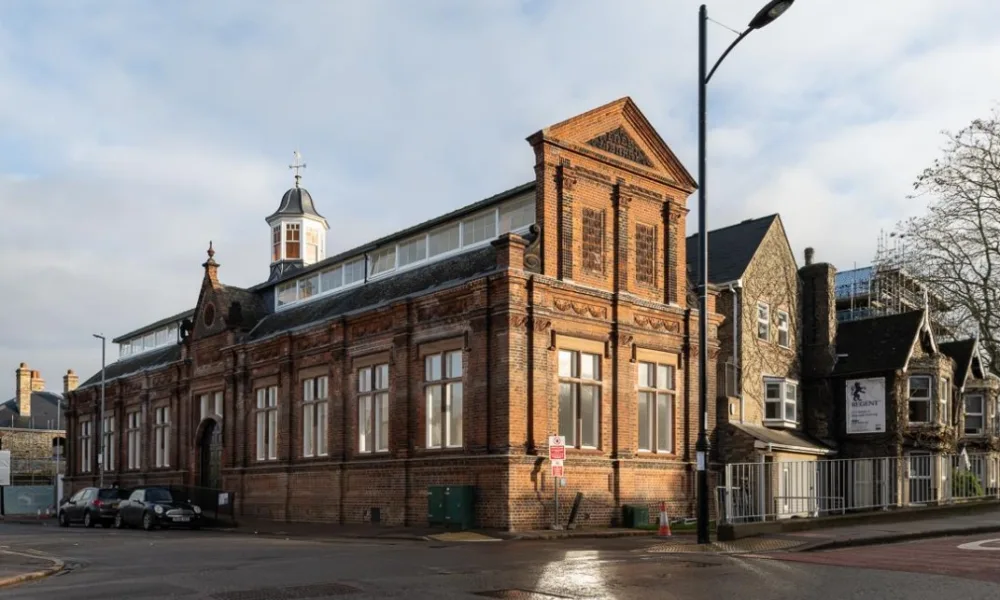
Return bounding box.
[551,464,564,478]
[548,435,566,461]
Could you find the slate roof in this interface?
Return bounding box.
[0,391,65,430]
[249,245,499,340]
[832,310,926,376]
[939,338,978,384]
[685,215,777,284]
[217,284,268,332]
[79,344,183,390]
[730,422,834,454]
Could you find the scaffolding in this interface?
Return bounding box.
[836,231,949,330]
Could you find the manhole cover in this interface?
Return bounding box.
[473,590,572,599]
[211,582,360,600]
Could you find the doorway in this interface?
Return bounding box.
[199,420,222,490]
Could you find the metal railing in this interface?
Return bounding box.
[720,452,1000,524]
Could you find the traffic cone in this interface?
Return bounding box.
[658,501,671,537]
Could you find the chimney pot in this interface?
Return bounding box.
[805,247,815,266]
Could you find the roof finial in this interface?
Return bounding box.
[207,240,215,260]
[289,150,306,188]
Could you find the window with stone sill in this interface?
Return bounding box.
[302,376,329,458]
[965,394,985,436]
[126,411,141,470]
[255,386,278,461]
[102,413,116,472]
[941,378,952,426]
[154,406,170,468]
[358,364,390,454]
[637,361,674,453]
[425,350,463,449]
[80,419,93,473]
[764,378,797,426]
[558,349,601,449]
[908,375,933,425]
[757,303,770,341]
[777,310,790,348]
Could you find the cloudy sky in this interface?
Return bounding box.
[2,0,1000,396]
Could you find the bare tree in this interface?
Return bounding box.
[898,108,1000,374]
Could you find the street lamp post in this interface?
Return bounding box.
[696,0,795,545]
[93,334,106,488]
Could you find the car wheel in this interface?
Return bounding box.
[58,511,69,527]
[142,512,154,531]
[114,513,124,529]
[84,511,95,528]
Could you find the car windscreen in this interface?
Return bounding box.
[145,489,173,503]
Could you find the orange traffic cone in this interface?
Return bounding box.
[658,501,671,537]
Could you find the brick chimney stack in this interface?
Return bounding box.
[804,247,815,266]
[799,256,838,443]
[15,362,33,417]
[63,369,79,394]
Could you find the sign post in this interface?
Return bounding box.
[548,435,566,530]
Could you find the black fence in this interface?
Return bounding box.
[167,484,237,526]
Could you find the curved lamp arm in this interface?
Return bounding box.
[704,28,752,85]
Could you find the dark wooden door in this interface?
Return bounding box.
[199,421,222,490]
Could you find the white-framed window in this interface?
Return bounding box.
[155,328,167,346]
[272,225,282,262]
[428,224,461,257]
[425,350,463,448]
[499,195,534,233]
[462,211,497,246]
[215,391,223,417]
[305,228,320,263]
[908,375,932,424]
[320,265,343,292]
[256,386,278,461]
[126,410,141,470]
[80,419,92,473]
[298,273,319,301]
[102,413,115,471]
[369,246,396,276]
[757,303,770,341]
[359,363,390,453]
[154,406,170,468]
[397,236,427,268]
[558,350,601,448]
[302,376,329,458]
[285,223,301,259]
[776,310,790,348]
[343,258,366,286]
[941,377,952,425]
[965,394,985,436]
[637,361,675,453]
[764,378,798,425]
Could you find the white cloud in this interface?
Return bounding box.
[2,0,1000,394]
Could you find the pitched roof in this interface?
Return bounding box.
[78,344,182,390]
[249,244,499,340]
[112,308,194,344]
[832,310,926,376]
[939,338,978,385]
[685,215,777,284]
[0,391,65,430]
[730,423,835,455]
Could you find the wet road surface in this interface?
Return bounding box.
[2,524,1000,598]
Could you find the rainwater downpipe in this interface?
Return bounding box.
[726,279,745,423]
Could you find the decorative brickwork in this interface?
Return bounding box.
[586,126,654,168]
[582,207,606,274]
[635,223,657,286]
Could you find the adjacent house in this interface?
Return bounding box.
[63,97,725,530]
[942,337,1000,493]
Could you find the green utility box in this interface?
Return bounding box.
[622,504,650,528]
[427,485,476,529]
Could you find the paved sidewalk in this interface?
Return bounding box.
[0,549,64,589]
[774,509,1000,552]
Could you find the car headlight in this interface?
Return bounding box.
[154,505,164,515]
[192,505,202,514]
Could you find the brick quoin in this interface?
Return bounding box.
[62,98,723,530]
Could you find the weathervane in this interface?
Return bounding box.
[289,150,306,188]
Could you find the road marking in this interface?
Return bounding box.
[957,539,1000,551]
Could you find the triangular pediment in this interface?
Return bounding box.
[585,127,654,168]
[532,97,697,190]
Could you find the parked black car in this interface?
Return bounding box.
[115,487,202,530]
[58,487,128,528]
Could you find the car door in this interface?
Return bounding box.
[72,489,93,522]
[64,490,84,522]
[125,489,145,526]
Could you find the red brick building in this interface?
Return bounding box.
[63,98,722,530]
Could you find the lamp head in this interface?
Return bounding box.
[748,0,794,30]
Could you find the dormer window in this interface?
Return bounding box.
[285,223,301,260]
